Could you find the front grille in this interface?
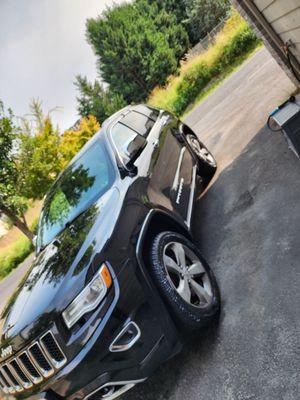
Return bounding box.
[19,352,42,383]
[40,332,66,367]
[0,331,67,394]
[10,359,32,389]
[29,343,54,377]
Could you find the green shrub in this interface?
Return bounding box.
[171,24,259,115]
[0,237,33,280]
[149,11,261,115]
[173,62,212,114]
[213,25,258,75]
[0,219,38,280]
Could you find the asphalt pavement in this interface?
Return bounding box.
[124,47,300,399]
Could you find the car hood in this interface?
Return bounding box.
[0,187,119,351]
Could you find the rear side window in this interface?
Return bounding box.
[133,105,160,121]
[121,111,155,137]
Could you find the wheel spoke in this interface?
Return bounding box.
[177,278,191,303]
[164,255,181,274]
[163,240,213,308]
[203,279,213,297]
[188,261,205,276]
[190,279,212,304]
[172,243,186,267]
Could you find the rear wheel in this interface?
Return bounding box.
[186,134,217,179]
[150,231,220,330]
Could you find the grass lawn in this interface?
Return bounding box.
[0,201,42,280]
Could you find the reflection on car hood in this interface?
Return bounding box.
[0,188,119,346]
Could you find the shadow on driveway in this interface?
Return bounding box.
[124,124,300,400]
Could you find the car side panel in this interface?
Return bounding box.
[141,112,196,222]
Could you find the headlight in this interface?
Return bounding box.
[62,264,112,329]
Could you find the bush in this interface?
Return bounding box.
[0,237,33,280]
[148,11,261,115]
[212,25,258,75]
[173,62,212,114]
[0,218,38,280]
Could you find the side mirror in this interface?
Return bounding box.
[126,135,147,169]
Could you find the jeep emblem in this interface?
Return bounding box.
[0,345,13,360]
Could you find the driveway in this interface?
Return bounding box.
[124,47,300,399]
[0,47,299,400]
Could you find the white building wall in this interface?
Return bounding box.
[233,0,300,87]
[254,0,300,63]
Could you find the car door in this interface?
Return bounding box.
[146,111,196,223]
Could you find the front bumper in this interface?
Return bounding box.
[1,260,181,400]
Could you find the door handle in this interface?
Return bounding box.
[153,139,159,149]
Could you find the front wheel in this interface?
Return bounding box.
[186,134,217,179]
[150,231,220,330]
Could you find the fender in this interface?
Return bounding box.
[138,208,193,243]
[134,208,192,354]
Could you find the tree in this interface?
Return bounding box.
[144,0,188,24]
[85,0,189,103]
[75,76,126,124]
[60,115,100,168]
[18,100,62,200]
[0,101,33,241]
[184,0,231,44]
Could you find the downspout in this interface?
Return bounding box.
[233,0,300,87]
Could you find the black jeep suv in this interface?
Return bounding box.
[0,105,220,400]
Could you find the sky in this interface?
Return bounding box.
[0,0,123,130]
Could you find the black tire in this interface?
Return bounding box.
[186,134,217,179]
[150,231,220,330]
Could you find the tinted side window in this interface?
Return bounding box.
[111,122,139,164]
[121,111,155,137]
[133,105,160,121]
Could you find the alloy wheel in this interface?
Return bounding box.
[187,135,216,167]
[163,242,213,308]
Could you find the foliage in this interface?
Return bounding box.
[144,0,230,44]
[144,0,188,24]
[75,76,126,124]
[185,0,231,44]
[60,115,100,167]
[0,236,33,280]
[0,102,24,213]
[17,100,62,200]
[85,0,189,103]
[0,217,38,280]
[0,101,32,239]
[148,11,261,115]
[0,96,103,244]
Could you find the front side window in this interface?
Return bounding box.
[111,122,143,165]
[38,140,115,248]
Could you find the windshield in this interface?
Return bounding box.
[37,139,115,249]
